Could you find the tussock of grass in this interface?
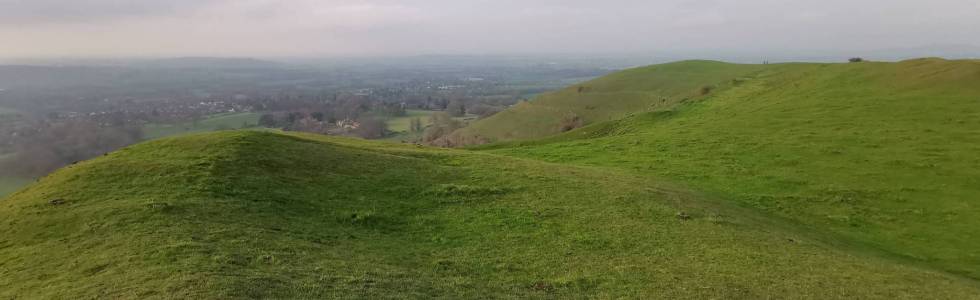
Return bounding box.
[428,184,509,197]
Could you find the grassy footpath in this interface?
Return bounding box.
[485,58,980,279]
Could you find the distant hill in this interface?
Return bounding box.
[451,58,980,145]
[3,130,977,298]
[859,44,980,60]
[139,57,285,69]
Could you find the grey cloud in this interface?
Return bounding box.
[0,0,218,23]
[0,0,977,58]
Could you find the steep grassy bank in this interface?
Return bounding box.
[2,131,977,298]
[485,58,980,279]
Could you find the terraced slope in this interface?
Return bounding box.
[485,58,980,279]
[2,131,977,298]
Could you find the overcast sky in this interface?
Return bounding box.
[1,0,978,58]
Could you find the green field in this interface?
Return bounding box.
[143,112,261,140]
[2,130,977,298]
[382,110,479,143]
[381,110,436,143]
[385,109,435,132]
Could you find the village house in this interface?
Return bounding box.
[336,118,360,130]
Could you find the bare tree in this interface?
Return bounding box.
[423,112,463,143]
[446,99,466,117]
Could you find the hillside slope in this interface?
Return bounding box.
[486,58,980,279]
[2,131,978,298]
[447,60,771,144]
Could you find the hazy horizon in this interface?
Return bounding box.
[2,0,979,60]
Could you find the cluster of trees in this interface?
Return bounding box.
[419,112,489,147]
[250,92,408,139]
[422,112,464,144]
[0,120,142,177]
[401,95,510,120]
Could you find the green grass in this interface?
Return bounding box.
[143,112,260,140]
[485,58,980,279]
[1,130,978,298]
[381,110,436,143]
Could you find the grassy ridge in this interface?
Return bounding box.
[0,112,262,198]
[2,130,977,298]
[486,58,980,279]
[450,61,769,143]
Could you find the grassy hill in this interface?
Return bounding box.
[483,58,980,279]
[448,60,770,143]
[3,130,978,298]
[0,113,262,199]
